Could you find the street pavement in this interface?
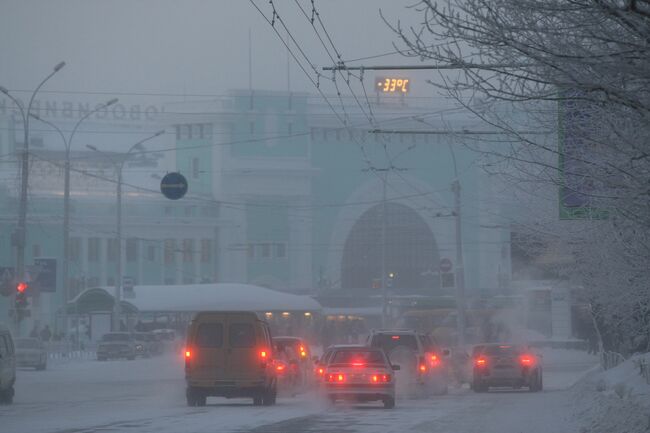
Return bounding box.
[0,348,598,433]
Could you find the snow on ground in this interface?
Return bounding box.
[571,353,650,433]
[0,347,608,433]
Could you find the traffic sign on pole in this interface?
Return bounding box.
[160,172,188,200]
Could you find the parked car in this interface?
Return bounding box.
[0,325,16,404]
[96,332,138,361]
[472,343,543,392]
[14,338,47,370]
[368,329,449,396]
[321,345,399,409]
[134,332,162,357]
[184,311,277,406]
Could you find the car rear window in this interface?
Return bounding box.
[195,323,224,348]
[229,323,255,348]
[370,334,418,352]
[482,345,522,356]
[331,350,385,365]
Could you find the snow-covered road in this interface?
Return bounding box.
[0,349,599,433]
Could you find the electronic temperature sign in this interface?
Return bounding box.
[375,76,410,94]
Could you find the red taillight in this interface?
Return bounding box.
[260,350,268,359]
[184,349,191,369]
[419,364,427,373]
[325,373,346,383]
[426,352,441,368]
[520,355,535,366]
[316,367,325,376]
[275,362,286,373]
[371,374,392,383]
[299,345,307,358]
[352,362,365,367]
[475,357,487,367]
[391,335,400,340]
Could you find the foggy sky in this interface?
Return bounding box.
[0,0,433,104]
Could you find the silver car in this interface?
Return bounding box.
[14,338,47,370]
[322,345,399,409]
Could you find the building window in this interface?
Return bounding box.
[175,125,180,140]
[201,239,212,263]
[147,245,156,262]
[32,244,41,258]
[107,239,118,262]
[192,124,201,139]
[164,277,175,285]
[275,243,287,259]
[185,206,195,217]
[87,276,100,288]
[70,237,81,261]
[183,239,194,263]
[247,244,255,259]
[88,238,100,262]
[261,243,271,258]
[126,238,137,262]
[192,157,199,179]
[107,276,115,286]
[183,275,194,284]
[249,121,255,134]
[164,206,173,216]
[164,239,176,264]
[287,122,293,135]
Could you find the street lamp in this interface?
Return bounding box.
[86,130,165,331]
[0,60,66,331]
[30,97,118,335]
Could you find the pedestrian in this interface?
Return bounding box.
[40,325,52,342]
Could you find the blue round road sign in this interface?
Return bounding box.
[160,172,188,200]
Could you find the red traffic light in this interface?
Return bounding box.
[16,282,28,293]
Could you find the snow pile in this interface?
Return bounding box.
[572,353,650,433]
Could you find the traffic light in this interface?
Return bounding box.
[15,281,30,321]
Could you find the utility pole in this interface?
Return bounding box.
[30,98,118,335]
[0,61,65,333]
[380,170,388,328]
[369,129,468,347]
[87,130,164,331]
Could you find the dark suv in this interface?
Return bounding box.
[367,329,448,396]
[472,344,543,392]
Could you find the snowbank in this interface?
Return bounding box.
[572,353,650,433]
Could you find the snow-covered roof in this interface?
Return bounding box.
[123,283,322,313]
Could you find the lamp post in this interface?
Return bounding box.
[87,130,164,331]
[30,97,118,334]
[0,60,65,331]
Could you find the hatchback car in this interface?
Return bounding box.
[14,338,47,370]
[368,329,449,395]
[322,345,399,408]
[472,344,543,392]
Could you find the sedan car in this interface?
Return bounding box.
[96,333,138,361]
[14,338,47,370]
[472,344,543,392]
[322,345,399,409]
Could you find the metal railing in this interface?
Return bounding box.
[44,341,97,361]
[600,351,626,370]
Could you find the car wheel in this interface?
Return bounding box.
[0,386,14,405]
[383,396,395,409]
[529,373,541,392]
[262,387,277,406]
[253,396,263,406]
